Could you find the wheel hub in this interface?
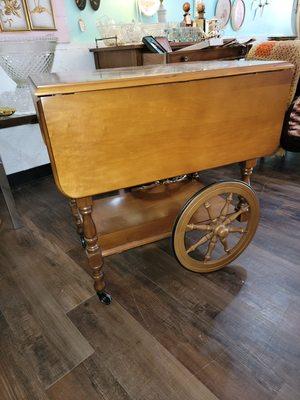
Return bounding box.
[214,223,229,238]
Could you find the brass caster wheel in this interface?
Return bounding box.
[97,291,112,305]
[172,181,260,273]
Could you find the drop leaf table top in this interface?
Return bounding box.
[31,59,292,96]
[31,59,293,199]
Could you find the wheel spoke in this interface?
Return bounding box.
[187,224,212,231]
[204,201,215,221]
[228,226,247,234]
[187,232,214,254]
[219,193,233,221]
[220,237,230,253]
[189,218,211,225]
[204,235,218,261]
[223,206,249,225]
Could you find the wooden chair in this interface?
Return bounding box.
[247,40,300,152]
[281,92,300,152]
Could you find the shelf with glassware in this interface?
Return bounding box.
[89,38,252,70]
[92,8,251,70]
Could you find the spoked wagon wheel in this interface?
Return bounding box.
[173,181,260,273]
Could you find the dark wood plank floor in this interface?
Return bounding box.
[0,153,299,400]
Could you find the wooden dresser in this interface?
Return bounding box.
[90,42,250,70]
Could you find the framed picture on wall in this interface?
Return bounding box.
[138,0,160,17]
[0,0,30,31]
[231,0,245,31]
[215,0,231,29]
[25,0,56,30]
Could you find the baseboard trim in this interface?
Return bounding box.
[8,164,52,189]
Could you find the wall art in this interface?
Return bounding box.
[138,0,160,17]
[0,0,30,31]
[25,0,56,30]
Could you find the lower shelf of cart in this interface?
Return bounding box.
[93,179,217,257]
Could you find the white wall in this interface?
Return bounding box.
[0,43,96,174]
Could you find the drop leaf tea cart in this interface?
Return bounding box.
[31,60,293,304]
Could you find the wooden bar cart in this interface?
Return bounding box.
[31,60,293,304]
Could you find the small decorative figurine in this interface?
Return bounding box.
[157,0,167,23]
[196,1,205,18]
[181,2,193,27]
[205,18,220,37]
[194,1,206,30]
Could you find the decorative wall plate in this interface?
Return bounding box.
[90,0,101,11]
[138,0,160,17]
[215,0,231,29]
[231,0,245,31]
[75,0,86,10]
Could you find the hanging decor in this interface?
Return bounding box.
[138,0,160,17]
[75,0,86,11]
[231,0,245,31]
[215,0,231,29]
[0,0,57,31]
[25,0,56,30]
[89,0,100,11]
[251,0,271,19]
[0,0,30,31]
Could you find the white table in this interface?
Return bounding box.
[0,113,43,229]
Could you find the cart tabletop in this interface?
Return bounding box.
[30,60,293,97]
[33,59,294,198]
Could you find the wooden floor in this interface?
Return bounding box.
[0,153,299,400]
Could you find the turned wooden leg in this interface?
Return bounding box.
[69,199,86,248]
[69,198,83,235]
[238,159,257,222]
[76,197,111,305]
[239,159,257,186]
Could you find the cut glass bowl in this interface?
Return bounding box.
[0,38,57,88]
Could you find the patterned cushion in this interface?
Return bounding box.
[246,40,300,106]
